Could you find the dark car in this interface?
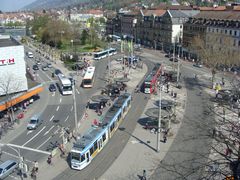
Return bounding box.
[169,57,178,62]
[49,84,56,92]
[33,64,39,70]
[55,69,62,75]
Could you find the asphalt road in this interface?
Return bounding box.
[2,46,109,170]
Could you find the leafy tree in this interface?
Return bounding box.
[81,29,89,45]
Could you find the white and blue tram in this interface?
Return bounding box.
[70,93,131,170]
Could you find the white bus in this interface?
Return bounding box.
[82,66,95,88]
[93,48,117,60]
[58,74,72,95]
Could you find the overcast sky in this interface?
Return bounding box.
[1,0,36,12]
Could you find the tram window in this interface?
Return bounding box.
[127,100,130,107]
[71,152,80,161]
[117,114,121,121]
[123,107,126,113]
[90,147,94,155]
[94,141,98,150]
[102,133,106,142]
[110,123,115,132]
[81,154,86,162]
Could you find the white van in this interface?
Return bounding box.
[27,52,34,58]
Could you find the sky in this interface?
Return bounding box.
[1,0,36,12]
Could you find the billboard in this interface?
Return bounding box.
[0,45,28,96]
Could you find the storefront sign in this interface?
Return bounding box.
[0,58,15,66]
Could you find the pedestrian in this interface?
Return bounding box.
[34,161,38,173]
[166,82,169,93]
[86,100,90,109]
[212,128,216,138]
[47,155,52,165]
[142,170,146,180]
[163,134,167,143]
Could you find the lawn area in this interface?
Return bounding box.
[61,43,103,53]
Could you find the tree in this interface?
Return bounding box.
[0,73,23,122]
[81,29,89,45]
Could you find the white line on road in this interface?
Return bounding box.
[56,106,59,111]
[44,126,55,136]
[2,150,34,164]
[22,126,46,146]
[53,127,60,134]
[70,106,73,112]
[64,115,69,122]
[7,143,51,155]
[37,136,52,149]
[76,89,80,94]
[60,98,62,103]
[50,115,54,122]
[27,130,33,135]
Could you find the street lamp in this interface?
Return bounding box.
[72,76,79,138]
[157,78,162,152]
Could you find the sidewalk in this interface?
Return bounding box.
[34,58,148,179]
[100,66,187,180]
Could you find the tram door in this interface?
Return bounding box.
[99,139,103,149]
[86,152,90,162]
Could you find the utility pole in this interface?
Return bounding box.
[177,45,180,87]
[72,78,78,137]
[157,80,162,152]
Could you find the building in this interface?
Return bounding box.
[183,8,240,61]
[0,35,28,96]
[0,35,43,114]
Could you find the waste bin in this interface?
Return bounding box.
[52,73,55,78]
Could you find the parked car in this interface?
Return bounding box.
[49,84,57,92]
[193,63,203,68]
[0,160,18,179]
[36,61,41,65]
[169,57,178,62]
[27,115,42,130]
[42,66,48,71]
[27,51,33,58]
[32,65,39,70]
[47,63,52,68]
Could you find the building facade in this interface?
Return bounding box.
[0,35,28,96]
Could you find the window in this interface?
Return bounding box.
[230,30,232,35]
[238,40,240,46]
[117,114,121,121]
[94,141,98,151]
[225,30,227,34]
[110,123,115,132]
[234,31,237,36]
[102,133,106,142]
[90,147,94,155]
[81,154,85,162]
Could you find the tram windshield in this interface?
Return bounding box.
[71,152,80,161]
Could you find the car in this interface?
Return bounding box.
[42,66,48,71]
[27,52,33,58]
[47,63,52,68]
[116,58,123,62]
[27,115,42,130]
[0,160,18,179]
[49,84,56,92]
[55,69,62,75]
[36,61,41,65]
[32,65,39,70]
[193,63,203,68]
[169,57,178,62]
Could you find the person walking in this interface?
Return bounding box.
[34,161,38,173]
[142,170,146,180]
[163,134,167,143]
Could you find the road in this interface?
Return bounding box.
[1,45,109,180]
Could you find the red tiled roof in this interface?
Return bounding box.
[199,6,226,11]
[233,6,240,11]
[142,9,166,16]
[194,10,240,20]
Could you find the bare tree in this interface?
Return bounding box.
[0,73,23,122]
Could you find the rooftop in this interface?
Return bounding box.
[0,35,20,47]
[194,10,240,21]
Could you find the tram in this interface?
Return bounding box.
[70,93,131,170]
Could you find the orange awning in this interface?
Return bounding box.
[0,86,43,111]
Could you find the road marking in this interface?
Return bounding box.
[76,89,80,94]
[56,106,59,111]
[44,126,55,136]
[37,136,52,149]
[7,143,51,155]
[22,126,46,146]
[52,92,55,96]
[60,98,62,103]
[64,115,69,122]
[71,106,73,112]
[27,130,33,135]
[50,115,54,122]
[53,127,60,134]
[131,140,140,144]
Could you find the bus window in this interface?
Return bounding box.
[94,141,98,151]
[110,123,115,132]
[90,147,94,155]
